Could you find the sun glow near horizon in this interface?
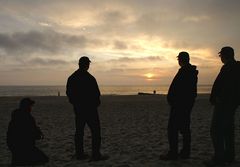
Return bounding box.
[143,73,156,81]
[144,73,154,78]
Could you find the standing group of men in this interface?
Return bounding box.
[7,46,240,167]
[160,46,240,167]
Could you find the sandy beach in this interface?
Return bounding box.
[0,95,240,167]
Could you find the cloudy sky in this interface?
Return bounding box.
[0,0,239,85]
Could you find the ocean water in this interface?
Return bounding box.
[0,85,211,96]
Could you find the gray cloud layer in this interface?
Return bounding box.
[0,0,240,85]
[0,30,89,56]
[1,0,240,51]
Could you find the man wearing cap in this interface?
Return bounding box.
[160,52,198,160]
[205,47,240,166]
[66,56,108,161]
[7,98,49,166]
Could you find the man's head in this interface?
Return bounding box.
[218,46,235,64]
[177,52,190,67]
[19,98,35,112]
[78,56,91,71]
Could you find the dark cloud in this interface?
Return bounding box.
[113,40,128,50]
[0,57,74,72]
[102,11,126,24]
[2,0,240,51]
[0,30,84,55]
[0,30,108,56]
[28,57,72,66]
[147,56,165,61]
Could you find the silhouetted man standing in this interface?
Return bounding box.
[160,52,198,160]
[66,56,108,161]
[205,47,240,167]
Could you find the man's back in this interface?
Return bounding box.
[66,69,100,108]
[167,64,198,106]
[210,60,240,106]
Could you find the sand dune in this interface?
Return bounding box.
[0,95,239,166]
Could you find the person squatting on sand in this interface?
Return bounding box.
[7,98,49,166]
[204,46,240,167]
[160,52,198,160]
[66,56,109,161]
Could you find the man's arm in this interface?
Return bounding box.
[94,78,101,107]
[66,77,75,104]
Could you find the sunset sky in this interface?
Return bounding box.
[0,0,239,85]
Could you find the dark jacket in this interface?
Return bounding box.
[210,60,240,106]
[167,64,198,106]
[66,69,101,108]
[7,109,43,152]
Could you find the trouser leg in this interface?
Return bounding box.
[224,112,235,162]
[210,108,225,162]
[30,147,49,164]
[87,110,101,157]
[168,110,178,156]
[74,111,86,156]
[180,108,192,156]
[11,148,30,165]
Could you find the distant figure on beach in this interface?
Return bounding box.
[66,56,108,161]
[204,47,240,167]
[7,98,49,166]
[160,52,198,160]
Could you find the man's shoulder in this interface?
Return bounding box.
[11,109,32,122]
[236,61,240,67]
[68,70,80,80]
[223,61,240,71]
[179,64,198,74]
[71,70,79,76]
[187,64,197,71]
[87,72,96,79]
[67,70,96,84]
[235,61,240,74]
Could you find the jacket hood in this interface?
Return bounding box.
[181,64,198,75]
[191,65,199,76]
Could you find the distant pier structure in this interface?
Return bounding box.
[138,90,157,95]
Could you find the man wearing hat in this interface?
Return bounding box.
[66,56,108,161]
[205,47,240,166]
[7,98,49,166]
[160,52,198,160]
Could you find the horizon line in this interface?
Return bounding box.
[0,84,213,87]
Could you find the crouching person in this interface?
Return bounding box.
[7,98,49,166]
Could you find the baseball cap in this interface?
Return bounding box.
[177,51,190,61]
[19,98,35,109]
[218,46,234,56]
[79,56,91,64]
